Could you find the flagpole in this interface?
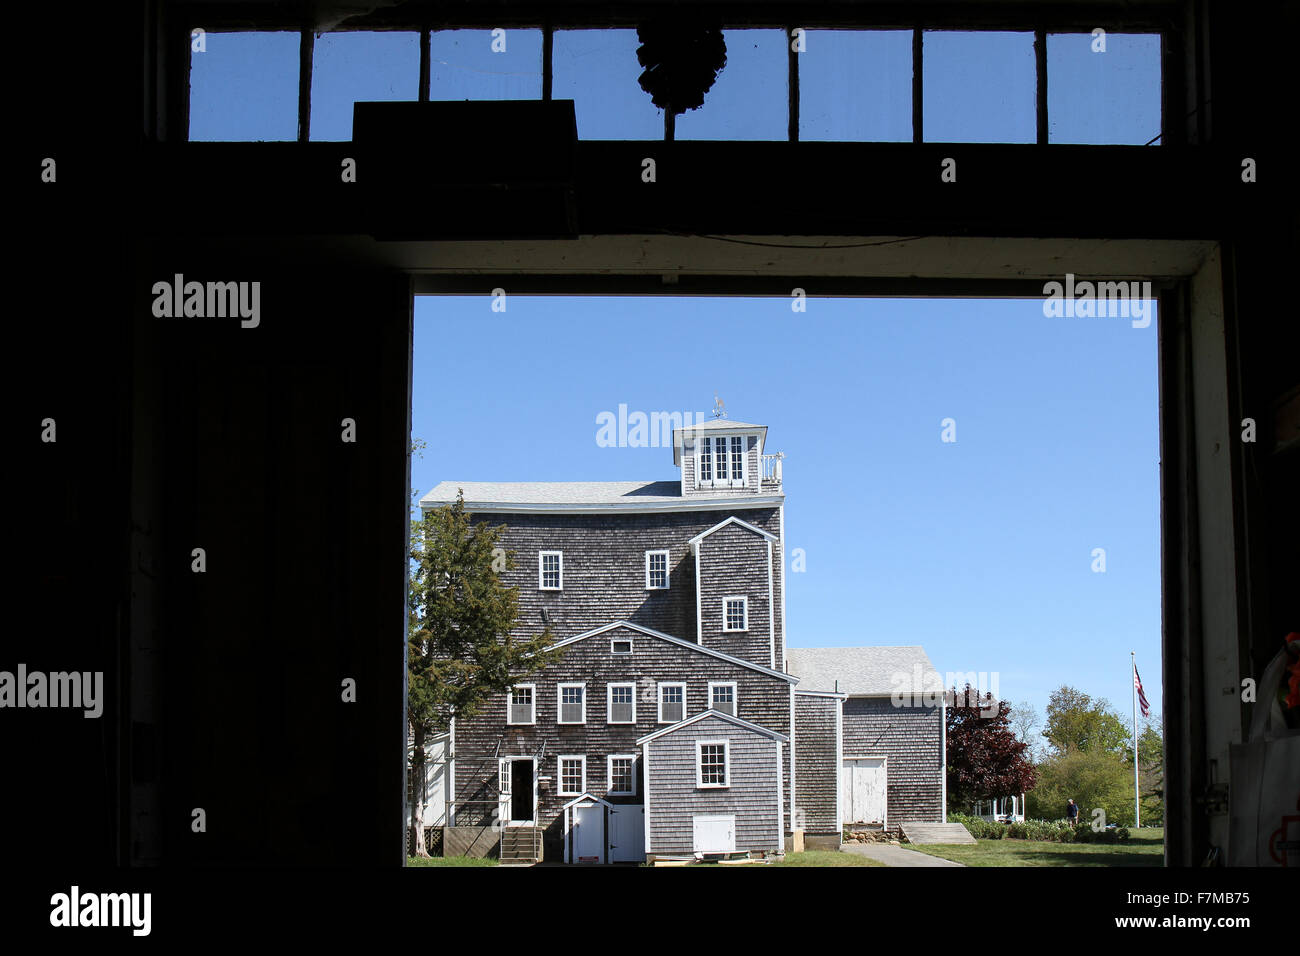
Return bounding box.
[1131,651,1140,829]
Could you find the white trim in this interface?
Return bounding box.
[448,714,457,827]
[688,514,779,544]
[610,636,633,655]
[794,689,849,698]
[606,682,637,725]
[506,683,536,726]
[548,620,798,684]
[835,699,844,842]
[557,754,587,796]
[421,495,784,515]
[642,743,653,855]
[557,682,587,725]
[538,550,563,590]
[722,595,749,632]
[499,755,539,826]
[778,504,788,675]
[657,681,687,724]
[788,684,796,828]
[776,740,785,850]
[637,708,790,746]
[707,681,738,717]
[644,549,670,590]
[696,739,731,789]
[606,753,638,796]
[766,540,775,669]
[693,541,703,645]
[940,693,948,822]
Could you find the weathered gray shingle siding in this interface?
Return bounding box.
[697,521,776,667]
[794,694,840,834]
[841,696,943,827]
[644,714,782,855]
[451,625,793,855]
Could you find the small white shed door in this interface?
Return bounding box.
[572,804,605,863]
[609,806,645,862]
[692,814,736,854]
[841,758,887,825]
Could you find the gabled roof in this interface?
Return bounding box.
[672,419,768,465]
[420,480,781,513]
[636,708,790,746]
[560,792,615,811]
[688,514,778,544]
[786,646,942,696]
[551,621,797,684]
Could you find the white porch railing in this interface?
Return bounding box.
[760,452,784,487]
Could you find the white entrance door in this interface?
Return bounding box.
[692,814,736,853]
[841,757,887,825]
[572,803,605,863]
[497,758,511,827]
[609,805,645,862]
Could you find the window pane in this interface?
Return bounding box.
[799,30,911,141]
[553,29,664,139]
[1047,33,1161,144]
[430,29,542,100]
[923,31,1035,143]
[310,31,420,141]
[675,30,786,141]
[189,32,299,141]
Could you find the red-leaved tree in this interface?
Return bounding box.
[946,685,1037,812]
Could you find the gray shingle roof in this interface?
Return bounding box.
[786,646,942,696]
[675,419,767,430]
[421,480,683,507]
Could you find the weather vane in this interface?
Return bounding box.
[712,393,727,419]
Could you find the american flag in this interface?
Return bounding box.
[1134,664,1151,718]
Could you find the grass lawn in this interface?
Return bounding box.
[769,850,886,867]
[407,855,498,867]
[907,827,1164,867]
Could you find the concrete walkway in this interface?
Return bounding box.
[841,843,965,867]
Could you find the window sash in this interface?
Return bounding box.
[645,550,669,589]
[724,597,748,631]
[608,684,636,724]
[608,756,636,794]
[559,684,586,724]
[698,743,728,787]
[658,683,685,723]
[539,551,562,589]
[507,686,535,724]
[559,757,585,795]
[710,683,736,716]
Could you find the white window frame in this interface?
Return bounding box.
[506,683,536,725]
[657,682,687,724]
[707,681,738,717]
[722,595,749,632]
[610,637,633,655]
[606,682,637,724]
[645,549,670,590]
[696,739,731,789]
[557,682,587,725]
[557,754,586,797]
[607,754,638,796]
[538,550,563,590]
[696,435,747,489]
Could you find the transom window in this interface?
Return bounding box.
[558,683,586,724]
[558,755,586,796]
[607,683,636,724]
[507,684,535,725]
[697,741,729,788]
[608,755,637,795]
[658,682,686,723]
[709,682,737,716]
[539,551,563,590]
[723,596,749,632]
[645,550,670,589]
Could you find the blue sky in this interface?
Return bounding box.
[185,25,1164,732]
[412,296,1163,733]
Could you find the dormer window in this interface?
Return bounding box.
[696,436,747,489]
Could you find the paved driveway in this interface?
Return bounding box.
[840,843,964,867]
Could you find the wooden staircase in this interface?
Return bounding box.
[499,827,543,864]
[899,822,977,845]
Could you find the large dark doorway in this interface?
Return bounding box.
[512,761,535,823]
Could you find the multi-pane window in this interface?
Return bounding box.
[697,436,746,487]
[709,682,737,716]
[559,755,586,796]
[658,683,686,723]
[698,438,713,482]
[714,437,729,482]
[608,683,636,724]
[539,551,563,590]
[608,755,636,795]
[558,683,586,724]
[697,742,729,788]
[723,596,749,632]
[730,436,745,480]
[507,685,535,724]
[646,550,669,589]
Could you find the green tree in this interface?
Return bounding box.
[1041,685,1129,756]
[1026,748,1136,826]
[406,491,560,857]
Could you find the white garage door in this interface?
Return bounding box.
[841,757,887,825]
[692,814,736,854]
